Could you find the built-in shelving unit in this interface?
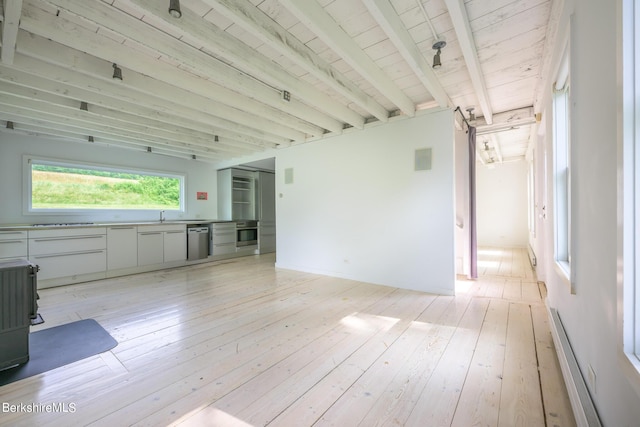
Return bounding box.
[218,168,256,220]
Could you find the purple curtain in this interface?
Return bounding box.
[468,126,478,279]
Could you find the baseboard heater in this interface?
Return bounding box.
[548,307,602,427]
[528,244,537,267]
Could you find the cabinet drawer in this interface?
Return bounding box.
[30,250,107,280]
[0,231,28,240]
[29,234,106,256]
[0,239,27,259]
[212,242,236,255]
[212,230,236,244]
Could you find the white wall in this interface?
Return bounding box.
[0,132,218,224]
[476,160,528,248]
[274,110,456,295]
[536,0,640,425]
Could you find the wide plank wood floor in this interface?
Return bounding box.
[0,247,575,426]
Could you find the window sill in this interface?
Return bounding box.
[620,351,640,400]
[554,260,573,293]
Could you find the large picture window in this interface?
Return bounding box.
[26,157,184,212]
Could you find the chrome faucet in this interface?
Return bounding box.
[160,210,165,223]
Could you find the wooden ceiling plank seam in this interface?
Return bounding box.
[28,0,327,138]
[0,69,277,150]
[202,0,390,123]
[4,53,290,148]
[362,0,452,109]
[278,0,416,117]
[0,90,250,156]
[443,0,493,125]
[14,19,310,143]
[1,0,22,64]
[123,0,360,130]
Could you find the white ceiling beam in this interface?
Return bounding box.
[203,0,389,123]
[47,0,352,133]
[443,0,493,124]
[0,104,227,161]
[13,26,302,144]
[279,0,416,117]
[362,0,452,109]
[0,61,279,150]
[22,1,321,139]
[0,89,246,157]
[0,80,259,155]
[1,0,22,64]
[0,121,222,163]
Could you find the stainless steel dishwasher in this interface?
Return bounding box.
[187,226,209,260]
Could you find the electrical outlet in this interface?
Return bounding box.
[587,364,596,393]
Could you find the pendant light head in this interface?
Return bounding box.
[112,63,123,80]
[432,40,446,69]
[169,0,182,18]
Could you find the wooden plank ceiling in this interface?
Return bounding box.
[0,0,555,165]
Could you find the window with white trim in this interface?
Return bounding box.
[621,0,640,379]
[552,53,571,279]
[25,157,185,212]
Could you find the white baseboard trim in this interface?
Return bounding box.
[547,305,602,427]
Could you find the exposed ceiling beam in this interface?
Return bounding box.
[123,0,361,131]
[443,0,493,125]
[2,54,287,148]
[201,0,389,124]
[474,107,534,126]
[0,89,240,156]
[279,0,416,117]
[14,17,307,142]
[362,0,452,109]
[24,0,325,139]
[1,0,22,64]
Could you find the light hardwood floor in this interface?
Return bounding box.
[0,248,575,426]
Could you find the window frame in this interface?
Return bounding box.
[23,155,186,214]
[619,0,640,398]
[552,68,572,284]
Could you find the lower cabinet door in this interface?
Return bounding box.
[31,250,107,280]
[137,232,164,266]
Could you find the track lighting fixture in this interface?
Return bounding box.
[168,0,182,18]
[112,63,123,80]
[6,121,14,129]
[432,40,446,69]
[466,107,475,122]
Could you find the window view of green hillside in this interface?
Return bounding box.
[31,164,181,210]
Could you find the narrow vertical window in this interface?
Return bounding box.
[553,73,571,278]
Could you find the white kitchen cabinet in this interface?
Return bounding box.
[137,224,186,266]
[107,226,138,270]
[163,228,187,262]
[137,231,164,266]
[28,227,107,283]
[0,230,28,261]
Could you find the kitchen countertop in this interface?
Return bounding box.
[0,220,235,231]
